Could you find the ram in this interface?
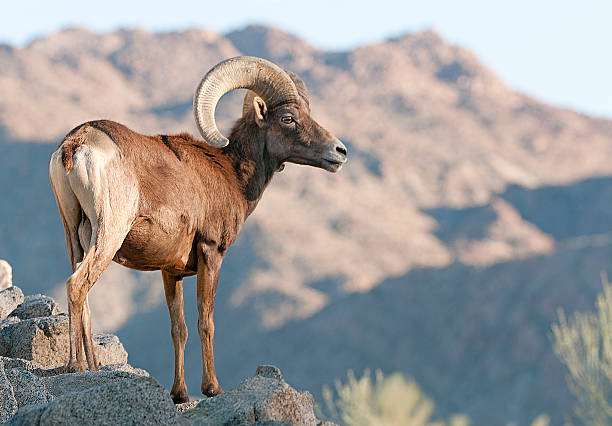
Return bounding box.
[49,56,346,403]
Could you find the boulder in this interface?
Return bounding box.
[0,261,11,291]
[0,314,128,368]
[176,399,203,414]
[28,361,149,379]
[9,295,62,320]
[40,370,149,398]
[0,356,148,408]
[8,373,184,426]
[5,368,50,408]
[183,365,323,426]
[99,363,149,376]
[0,287,24,321]
[0,314,68,368]
[0,357,38,373]
[0,317,20,332]
[93,333,128,366]
[0,362,17,422]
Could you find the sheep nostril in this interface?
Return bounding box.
[336,146,347,156]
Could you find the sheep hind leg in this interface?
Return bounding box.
[76,218,98,371]
[64,188,132,373]
[68,263,97,371]
[82,295,98,370]
[64,226,86,368]
[65,220,128,372]
[49,170,87,369]
[63,224,88,369]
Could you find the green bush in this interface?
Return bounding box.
[551,272,612,425]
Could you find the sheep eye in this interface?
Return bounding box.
[281,115,294,125]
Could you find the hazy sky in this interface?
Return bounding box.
[2,1,610,118]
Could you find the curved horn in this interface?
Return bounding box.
[242,71,309,117]
[242,91,257,117]
[286,71,310,107]
[194,56,300,147]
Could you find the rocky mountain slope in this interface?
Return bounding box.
[1,25,612,424]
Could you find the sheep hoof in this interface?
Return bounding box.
[65,362,86,373]
[203,384,223,398]
[171,390,189,404]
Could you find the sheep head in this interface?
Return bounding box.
[193,56,347,173]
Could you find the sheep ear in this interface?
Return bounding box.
[253,96,268,128]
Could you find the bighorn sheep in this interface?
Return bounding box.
[49,56,347,402]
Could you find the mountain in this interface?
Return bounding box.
[2,24,612,424]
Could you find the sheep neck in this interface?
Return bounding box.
[224,118,279,216]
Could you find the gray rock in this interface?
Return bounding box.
[0,362,17,422]
[255,365,283,380]
[176,398,202,414]
[93,333,128,366]
[0,357,39,373]
[0,287,23,321]
[99,363,149,376]
[8,373,185,426]
[5,368,51,408]
[40,370,146,398]
[0,261,11,291]
[184,365,321,426]
[0,314,127,368]
[9,295,61,320]
[0,314,69,368]
[0,317,20,332]
[4,359,147,380]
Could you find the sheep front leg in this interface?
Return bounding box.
[196,241,223,397]
[163,271,189,404]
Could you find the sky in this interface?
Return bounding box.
[2,0,610,118]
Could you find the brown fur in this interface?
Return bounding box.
[50,93,347,403]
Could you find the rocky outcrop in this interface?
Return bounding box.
[0,312,127,368]
[0,362,17,423]
[0,314,68,368]
[9,294,61,320]
[0,260,329,425]
[8,371,184,426]
[0,354,178,425]
[89,333,129,367]
[0,261,11,291]
[183,366,327,426]
[5,368,50,408]
[0,287,23,321]
[2,359,330,426]
[0,274,182,425]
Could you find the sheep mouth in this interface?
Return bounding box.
[322,158,345,172]
[323,159,342,165]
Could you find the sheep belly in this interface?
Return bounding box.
[114,217,195,272]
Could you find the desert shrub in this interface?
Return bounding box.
[551,273,612,425]
[320,369,550,426]
[506,414,550,426]
[530,414,551,426]
[320,369,469,426]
